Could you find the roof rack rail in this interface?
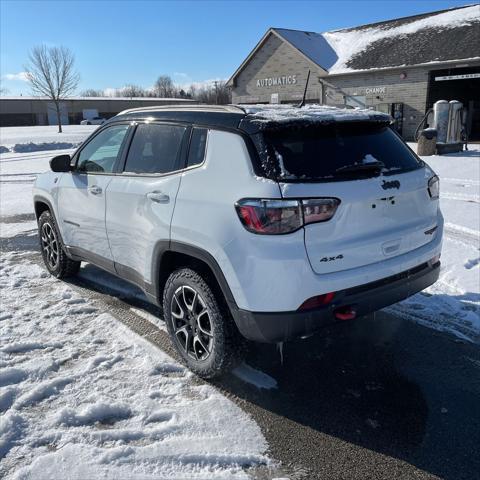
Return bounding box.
[117,104,246,116]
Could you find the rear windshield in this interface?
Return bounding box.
[255,123,422,182]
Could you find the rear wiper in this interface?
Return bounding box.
[335,161,385,175]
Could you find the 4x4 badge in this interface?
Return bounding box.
[381,180,400,190]
[320,254,344,262]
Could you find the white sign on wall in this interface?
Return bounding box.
[256,75,297,88]
[435,73,480,81]
[365,86,386,95]
[270,93,279,104]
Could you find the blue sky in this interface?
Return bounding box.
[0,0,472,95]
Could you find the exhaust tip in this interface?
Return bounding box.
[334,306,357,321]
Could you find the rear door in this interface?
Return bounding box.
[264,124,439,274]
[106,122,188,284]
[57,123,130,263]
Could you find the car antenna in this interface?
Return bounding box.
[297,70,311,108]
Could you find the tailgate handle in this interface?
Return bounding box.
[382,240,401,256]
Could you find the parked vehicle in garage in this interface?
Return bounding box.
[33,104,443,378]
[80,116,106,125]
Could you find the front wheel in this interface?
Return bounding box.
[38,211,80,278]
[163,268,245,378]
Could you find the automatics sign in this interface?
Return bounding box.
[256,75,297,88]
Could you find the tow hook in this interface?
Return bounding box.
[334,306,357,321]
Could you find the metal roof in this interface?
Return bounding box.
[228,4,480,84]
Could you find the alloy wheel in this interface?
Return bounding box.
[170,285,213,361]
[41,222,60,270]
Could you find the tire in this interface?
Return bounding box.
[38,210,80,278]
[163,268,245,378]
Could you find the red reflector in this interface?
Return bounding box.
[298,292,335,311]
[334,306,357,321]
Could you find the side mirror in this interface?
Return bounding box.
[50,154,71,172]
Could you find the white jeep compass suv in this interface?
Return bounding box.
[33,105,443,378]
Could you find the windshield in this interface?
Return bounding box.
[256,123,422,182]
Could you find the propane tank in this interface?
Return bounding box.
[446,100,463,144]
[433,100,449,143]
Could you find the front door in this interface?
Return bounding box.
[58,124,130,264]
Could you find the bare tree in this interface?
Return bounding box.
[154,75,175,98]
[81,88,104,97]
[193,81,231,105]
[187,84,196,100]
[119,84,146,98]
[25,45,80,132]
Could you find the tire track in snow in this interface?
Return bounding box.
[441,177,480,187]
[444,223,480,249]
[441,192,480,203]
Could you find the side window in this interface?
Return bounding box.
[77,124,129,173]
[187,128,208,168]
[124,123,186,174]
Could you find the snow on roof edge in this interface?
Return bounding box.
[268,5,480,74]
[241,104,392,126]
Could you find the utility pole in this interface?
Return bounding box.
[213,80,219,105]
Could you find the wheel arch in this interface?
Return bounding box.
[153,241,238,313]
[33,196,54,219]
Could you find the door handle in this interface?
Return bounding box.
[88,185,102,195]
[146,191,170,204]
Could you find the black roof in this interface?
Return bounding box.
[110,104,392,135]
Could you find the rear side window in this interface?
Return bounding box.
[124,123,186,174]
[259,124,421,182]
[187,128,208,167]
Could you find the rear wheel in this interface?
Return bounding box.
[38,210,80,278]
[163,268,244,378]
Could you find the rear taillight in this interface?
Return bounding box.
[235,198,340,235]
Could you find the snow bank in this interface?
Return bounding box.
[0,254,269,479]
[243,104,391,126]
[0,125,97,154]
[323,5,480,73]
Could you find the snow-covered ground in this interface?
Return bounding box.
[0,130,272,480]
[0,126,479,477]
[0,253,269,479]
[387,144,480,341]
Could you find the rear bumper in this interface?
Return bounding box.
[231,260,440,343]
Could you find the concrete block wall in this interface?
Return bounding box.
[231,33,431,140]
[232,33,324,104]
[324,68,429,140]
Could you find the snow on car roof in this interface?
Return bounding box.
[242,104,391,126]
